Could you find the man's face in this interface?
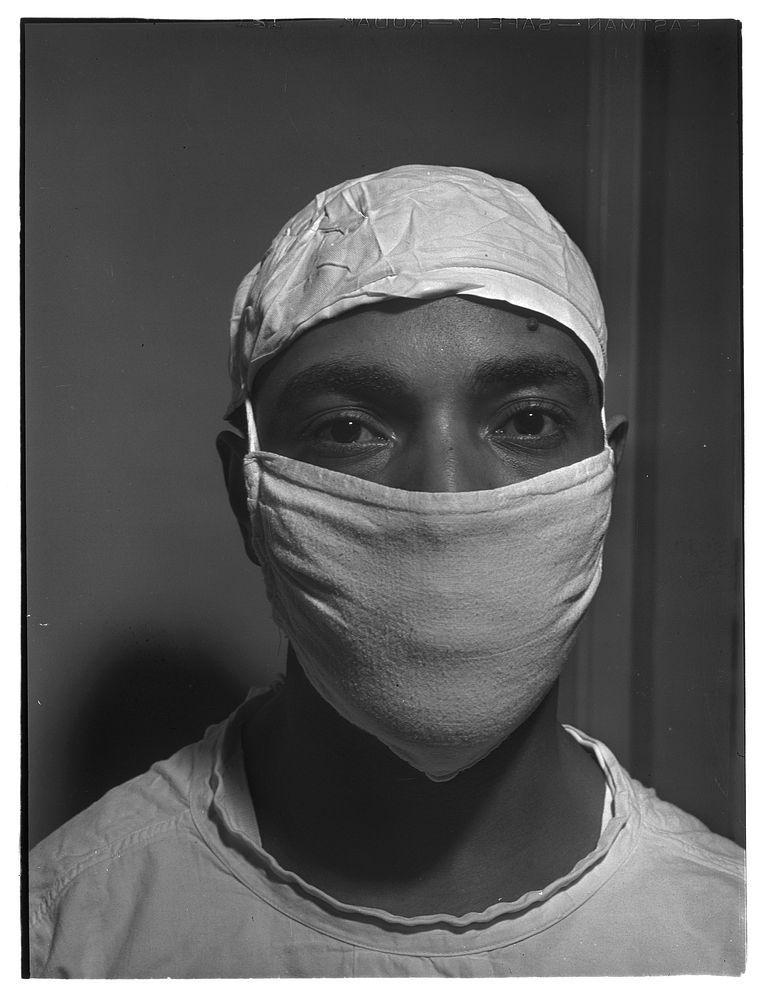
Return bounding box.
[254,296,605,492]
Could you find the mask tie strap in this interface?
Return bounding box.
[245,394,260,453]
[243,396,266,559]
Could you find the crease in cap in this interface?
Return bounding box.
[226,165,607,418]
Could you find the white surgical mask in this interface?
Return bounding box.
[243,427,615,782]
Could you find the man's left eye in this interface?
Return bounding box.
[491,404,566,446]
[507,409,549,436]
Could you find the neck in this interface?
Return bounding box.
[243,647,606,916]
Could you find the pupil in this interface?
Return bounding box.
[515,411,545,435]
[330,419,361,443]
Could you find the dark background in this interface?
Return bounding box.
[24,18,743,848]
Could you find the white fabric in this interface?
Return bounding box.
[226,165,607,416]
[244,444,615,781]
[29,696,746,977]
[600,778,614,833]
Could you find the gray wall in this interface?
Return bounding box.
[25,19,742,847]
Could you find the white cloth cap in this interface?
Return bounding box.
[226,164,607,417]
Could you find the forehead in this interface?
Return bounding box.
[254,296,600,399]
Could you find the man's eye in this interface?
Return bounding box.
[491,404,567,447]
[310,415,386,449]
[508,409,549,436]
[322,418,376,444]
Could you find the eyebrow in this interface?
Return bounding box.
[265,352,595,417]
[470,354,595,404]
[267,360,410,415]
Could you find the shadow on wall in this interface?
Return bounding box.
[61,637,256,830]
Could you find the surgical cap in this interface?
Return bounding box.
[226,164,607,418]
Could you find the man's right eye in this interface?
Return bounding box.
[306,412,389,451]
[320,418,378,444]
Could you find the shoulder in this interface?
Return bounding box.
[28,716,226,975]
[566,726,745,973]
[568,726,743,880]
[630,779,744,877]
[611,771,744,973]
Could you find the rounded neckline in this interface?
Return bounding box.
[189,692,642,956]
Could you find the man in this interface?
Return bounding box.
[29,165,745,976]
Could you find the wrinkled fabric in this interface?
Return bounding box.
[226,165,607,417]
[29,693,746,978]
[244,447,614,781]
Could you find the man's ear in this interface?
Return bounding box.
[605,414,629,470]
[216,430,260,565]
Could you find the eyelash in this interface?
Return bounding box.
[301,409,390,452]
[489,400,571,448]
